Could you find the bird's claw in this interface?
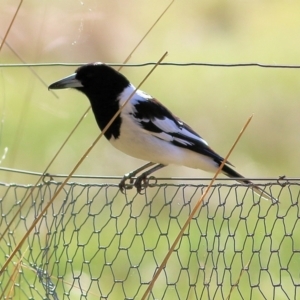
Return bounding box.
[134,175,149,194]
[119,173,135,194]
[119,183,132,194]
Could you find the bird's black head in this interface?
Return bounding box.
[49,63,130,139]
[49,63,130,100]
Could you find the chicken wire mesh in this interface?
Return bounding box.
[0,176,300,300]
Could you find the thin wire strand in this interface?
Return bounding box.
[0,0,23,52]
[1,62,300,68]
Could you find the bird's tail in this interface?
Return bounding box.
[221,164,278,203]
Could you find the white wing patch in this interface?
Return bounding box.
[153,117,208,145]
[151,117,178,133]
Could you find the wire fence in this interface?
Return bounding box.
[0,176,299,300]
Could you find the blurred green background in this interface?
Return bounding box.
[1,1,300,299]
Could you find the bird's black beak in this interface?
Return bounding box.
[48,73,83,90]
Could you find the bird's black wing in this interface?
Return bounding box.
[132,98,233,166]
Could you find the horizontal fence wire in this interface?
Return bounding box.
[1,62,300,68]
[0,167,297,182]
[0,177,300,300]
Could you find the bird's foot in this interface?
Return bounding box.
[134,174,149,194]
[119,172,136,193]
[134,175,158,194]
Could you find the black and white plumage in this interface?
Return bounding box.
[49,62,277,202]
